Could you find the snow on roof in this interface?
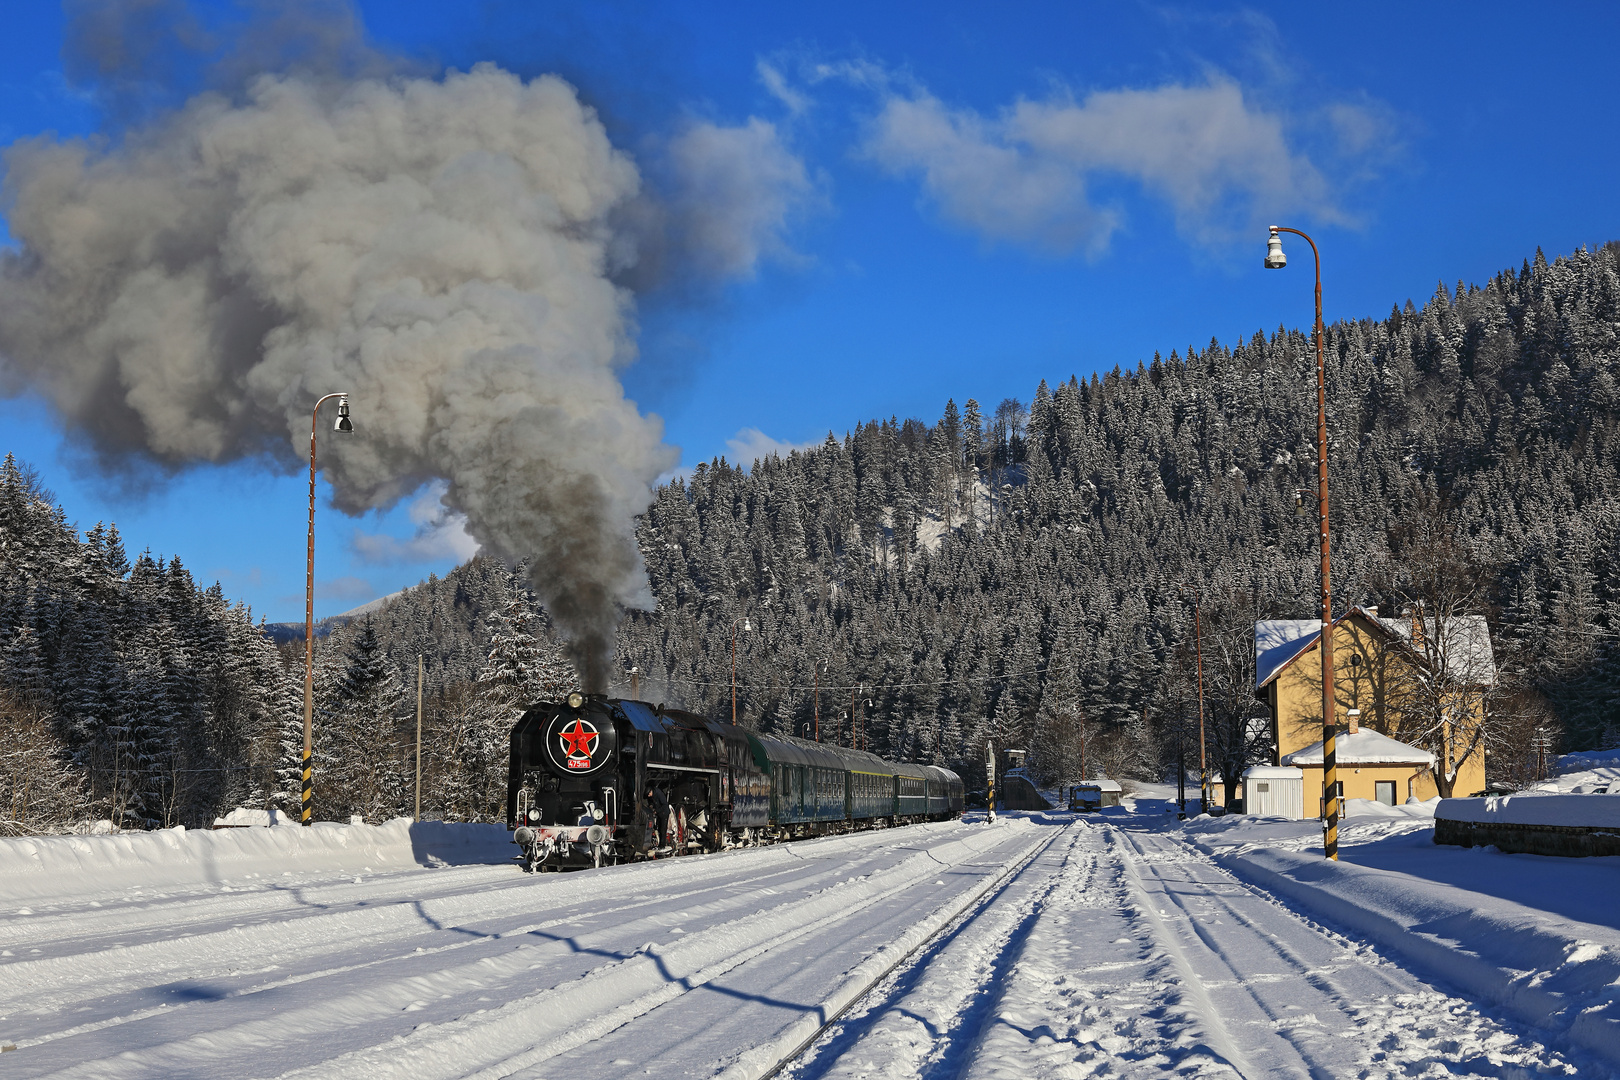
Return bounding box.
[1379,612,1497,686]
[1077,779,1122,791]
[1255,607,1496,690]
[1255,619,1322,689]
[1283,728,1435,767]
[1243,765,1304,779]
[1438,792,1620,828]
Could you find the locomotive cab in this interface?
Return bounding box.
[508,694,624,870]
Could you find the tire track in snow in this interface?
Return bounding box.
[799,819,1229,1079]
[1101,824,1580,1078]
[804,818,1588,1079]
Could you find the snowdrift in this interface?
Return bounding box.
[0,819,514,905]
[1210,840,1620,1068]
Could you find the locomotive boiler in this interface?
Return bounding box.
[506,693,964,872]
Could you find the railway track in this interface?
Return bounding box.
[740,825,1061,1080]
[4,818,1053,1080]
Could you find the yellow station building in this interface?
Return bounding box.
[1254,607,1493,816]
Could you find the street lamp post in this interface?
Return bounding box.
[1266,225,1339,860]
[302,393,354,826]
[730,617,753,724]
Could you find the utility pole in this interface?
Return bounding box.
[1078,707,1087,782]
[1177,738,1187,820]
[813,659,824,742]
[986,738,996,824]
[730,617,752,724]
[414,655,423,823]
[1194,596,1209,815]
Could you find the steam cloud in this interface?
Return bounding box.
[0,33,807,691]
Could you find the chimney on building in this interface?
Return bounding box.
[1347,708,1361,735]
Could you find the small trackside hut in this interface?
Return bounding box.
[507,694,964,872]
[1068,779,1122,811]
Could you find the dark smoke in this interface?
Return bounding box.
[1,2,811,691]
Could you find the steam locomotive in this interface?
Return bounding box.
[506,693,965,871]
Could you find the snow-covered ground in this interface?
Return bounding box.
[5,785,1619,1078]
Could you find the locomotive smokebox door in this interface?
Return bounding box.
[542,709,619,776]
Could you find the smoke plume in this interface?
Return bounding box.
[0,17,806,690]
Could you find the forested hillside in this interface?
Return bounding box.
[619,244,1620,792]
[0,455,294,832]
[5,243,1618,830]
[0,457,573,832]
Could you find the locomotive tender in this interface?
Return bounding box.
[506,693,965,871]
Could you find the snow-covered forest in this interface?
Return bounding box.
[620,245,1620,788]
[4,243,1620,832]
[0,459,572,833]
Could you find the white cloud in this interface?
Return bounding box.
[860,74,1361,254]
[864,91,1112,255]
[757,60,811,117]
[664,117,818,278]
[350,481,480,565]
[725,427,822,467]
[660,427,825,485]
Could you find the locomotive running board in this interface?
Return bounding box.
[646,763,723,774]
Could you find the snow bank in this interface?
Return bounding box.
[1559,750,1620,773]
[0,819,514,905]
[213,807,291,827]
[1438,792,1620,827]
[1341,796,1438,819]
[1211,842,1620,1067]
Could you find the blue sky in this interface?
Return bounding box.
[3,1,1619,623]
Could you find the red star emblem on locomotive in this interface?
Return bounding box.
[557,718,599,767]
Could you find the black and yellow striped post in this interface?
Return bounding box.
[300,746,313,824]
[1323,715,1339,858]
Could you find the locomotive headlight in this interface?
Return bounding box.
[567,692,584,709]
[526,808,540,823]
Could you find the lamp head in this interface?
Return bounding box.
[1264,227,1287,270]
[334,395,354,433]
[1294,490,1307,517]
[742,617,752,632]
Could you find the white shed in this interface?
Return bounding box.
[1244,766,1305,819]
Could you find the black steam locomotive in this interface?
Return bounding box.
[506,693,965,871]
